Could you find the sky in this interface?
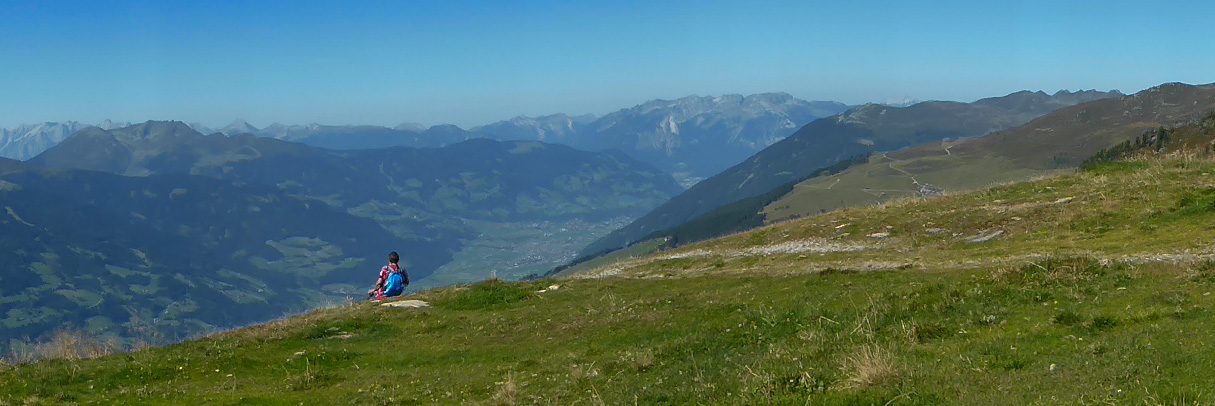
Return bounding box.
[1,0,1212,129]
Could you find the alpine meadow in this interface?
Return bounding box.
[4,1,1215,405]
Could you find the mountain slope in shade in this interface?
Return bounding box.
[581,89,1122,257]
[0,157,409,349]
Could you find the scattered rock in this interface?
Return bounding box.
[537,284,561,293]
[1052,197,1075,205]
[572,268,621,279]
[926,228,944,234]
[868,232,891,239]
[743,238,870,255]
[834,223,851,230]
[381,300,430,309]
[294,351,306,357]
[658,249,710,260]
[1049,363,1058,373]
[965,230,1004,243]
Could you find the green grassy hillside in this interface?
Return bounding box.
[764,82,1215,224]
[8,153,1215,404]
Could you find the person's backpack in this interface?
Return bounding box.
[384,264,408,296]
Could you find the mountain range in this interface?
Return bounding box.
[182,93,848,186]
[2,94,845,189]
[761,82,1215,223]
[8,121,681,347]
[0,120,128,161]
[580,89,1123,257]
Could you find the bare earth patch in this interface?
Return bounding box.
[741,238,872,256]
[380,300,430,309]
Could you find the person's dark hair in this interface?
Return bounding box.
[388,251,400,264]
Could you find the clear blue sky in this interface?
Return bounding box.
[1,0,1211,129]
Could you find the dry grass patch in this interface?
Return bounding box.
[491,373,518,406]
[841,345,899,389]
[34,328,116,361]
[620,349,655,372]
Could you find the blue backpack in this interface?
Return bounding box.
[384,265,408,296]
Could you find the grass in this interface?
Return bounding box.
[764,153,1055,223]
[4,328,118,367]
[589,157,1215,281]
[10,157,1215,404]
[7,258,1215,404]
[841,345,899,389]
[551,237,669,277]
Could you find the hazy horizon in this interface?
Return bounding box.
[0,86,1135,132]
[2,0,1211,129]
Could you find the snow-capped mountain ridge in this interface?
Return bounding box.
[0,120,129,160]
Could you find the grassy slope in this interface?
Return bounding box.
[8,157,1215,404]
[764,151,1051,222]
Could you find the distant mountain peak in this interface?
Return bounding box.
[219,119,260,136]
[425,124,464,131]
[116,120,198,142]
[394,122,426,132]
[741,92,796,105]
[98,119,130,130]
[880,96,921,107]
